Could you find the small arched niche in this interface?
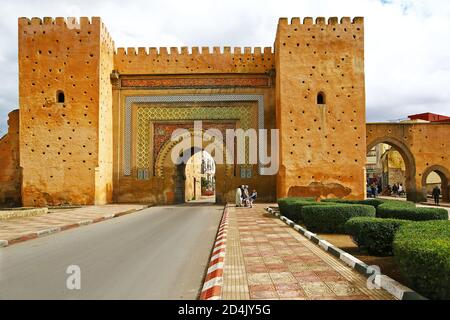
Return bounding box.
[317,92,326,105]
[56,90,65,103]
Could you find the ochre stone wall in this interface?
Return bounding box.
[18,17,114,206]
[95,21,115,204]
[367,123,450,201]
[114,47,274,75]
[0,110,21,206]
[275,17,366,200]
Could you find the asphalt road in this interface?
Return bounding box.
[0,203,223,299]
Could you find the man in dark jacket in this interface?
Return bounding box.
[432,186,441,205]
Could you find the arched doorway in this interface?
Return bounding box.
[421,165,450,203]
[155,129,233,204]
[366,137,417,201]
[176,148,216,204]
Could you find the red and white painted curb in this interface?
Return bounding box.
[0,207,149,248]
[199,205,230,300]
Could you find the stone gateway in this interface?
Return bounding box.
[0,16,448,206]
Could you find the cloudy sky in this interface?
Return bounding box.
[1,0,450,135]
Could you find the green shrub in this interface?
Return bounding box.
[344,217,410,256]
[302,204,376,233]
[377,204,448,221]
[322,198,385,207]
[277,197,323,223]
[393,221,450,300]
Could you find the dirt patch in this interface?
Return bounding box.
[288,182,351,199]
[318,233,406,284]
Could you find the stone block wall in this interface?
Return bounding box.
[0,110,21,207]
[18,17,114,206]
[275,17,366,200]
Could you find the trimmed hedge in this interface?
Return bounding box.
[277,197,323,223]
[377,204,448,221]
[344,217,410,256]
[322,198,385,208]
[302,204,376,233]
[393,221,450,300]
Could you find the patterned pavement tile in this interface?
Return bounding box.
[301,282,335,297]
[221,204,395,300]
[247,273,273,285]
[246,265,269,273]
[269,272,297,284]
[265,264,289,272]
[326,281,363,297]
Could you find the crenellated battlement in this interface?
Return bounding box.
[19,16,102,27]
[115,46,273,56]
[278,16,363,26]
[19,16,114,48]
[114,46,275,74]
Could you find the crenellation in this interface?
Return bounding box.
[328,17,338,25]
[279,16,364,26]
[340,17,351,24]
[316,17,326,25]
[290,17,300,25]
[303,17,314,25]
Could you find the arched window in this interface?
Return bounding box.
[56,91,65,103]
[317,92,326,105]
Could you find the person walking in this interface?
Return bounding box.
[432,186,441,206]
[370,183,377,198]
[235,186,242,207]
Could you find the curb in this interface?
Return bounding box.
[0,206,151,248]
[199,205,230,300]
[265,207,427,301]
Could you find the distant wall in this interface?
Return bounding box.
[0,110,21,207]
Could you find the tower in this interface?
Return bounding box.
[18,17,114,206]
[275,17,366,199]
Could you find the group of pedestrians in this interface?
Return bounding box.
[235,185,257,208]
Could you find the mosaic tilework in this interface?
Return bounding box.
[121,76,270,88]
[136,103,256,171]
[123,94,265,175]
[152,122,236,172]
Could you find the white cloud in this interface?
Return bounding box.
[0,0,450,135]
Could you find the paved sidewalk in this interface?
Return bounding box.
[0,204,148,246]
[221,204,394,300]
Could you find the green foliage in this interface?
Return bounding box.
[277,197,323,223]
[321,198,385,208]
[393,221,450,300]
[377,203,448,221]
[301,204,376,233]
[344,217,410,256]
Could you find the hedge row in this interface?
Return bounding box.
[393,221,450,300]
[322,198,386,208]
[302,204,376,233]
[377,203,448,221]
[277,197,322,223]
[344,217,410,256]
